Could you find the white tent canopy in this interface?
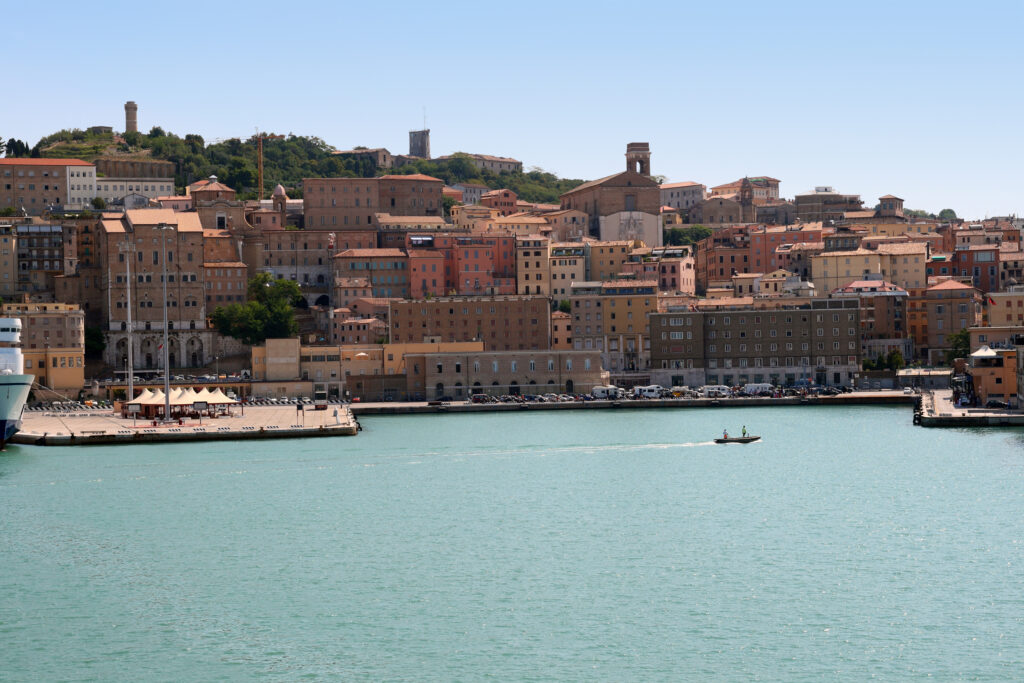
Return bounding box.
[208,388,237,404]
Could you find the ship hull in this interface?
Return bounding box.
[0,375,33,448]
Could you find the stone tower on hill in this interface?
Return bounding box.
[125,101,138,133]
[409,129,430,159]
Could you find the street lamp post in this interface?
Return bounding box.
[157,222,175,421]
[118,240,135,401]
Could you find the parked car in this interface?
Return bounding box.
[986,399,1010,409]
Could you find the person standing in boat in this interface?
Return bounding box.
[723,428,728,439]
[742,425,747,437]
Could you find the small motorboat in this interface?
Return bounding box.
[714,435,761,444]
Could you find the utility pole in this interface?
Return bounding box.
[256,132,285,201]
[157,222,175,421]
[118,239,136,401]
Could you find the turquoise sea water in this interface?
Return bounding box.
[2,405,1023,681]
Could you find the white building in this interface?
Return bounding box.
[95,177,175,205]
[598,211,662,247]
[659,181,706,210]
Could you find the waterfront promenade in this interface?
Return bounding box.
[13,404,359,446]
[348,389,916,415]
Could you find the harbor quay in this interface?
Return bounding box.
[916,389,1024,427]
[13,404,359,446]
[348,389,917,415]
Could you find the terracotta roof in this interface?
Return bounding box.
[407,249,445,258]
[125,209,203,232]
[875,242,927,254]
[0,158,93,166]
[192,181,234,193]
[203,261,247,268]
[377,173,443,182]
[333,248,407,258]
[927,279,975,291]
[101,218,124,234]
[843,210,877,219]
[560,171,642,196]
[878,194,903,200]
[660,181,702,189]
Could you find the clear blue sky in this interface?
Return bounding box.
[7,0,1022,219]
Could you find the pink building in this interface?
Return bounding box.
[408,249,446,298]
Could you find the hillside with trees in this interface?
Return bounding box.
[7,128,584,204]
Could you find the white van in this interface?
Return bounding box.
[633,385,665,399]
[591,385,621,399]
[701,385,731,398]
[743,383,774,396]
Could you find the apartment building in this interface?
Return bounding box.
[569,280,659,374]
[303,174,444,229]
[0,158,96,213]
[100,209,211,372]
[408,349,605,400]
[331,249,409,299]
[649,298,862,388]
[921,279,984,364]
[389,296,551,350]
[660,181,706,210]
[1,301,85,393]
[550,243,586,298]
[516,235,550,296]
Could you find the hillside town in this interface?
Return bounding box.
[3,102,1022,408]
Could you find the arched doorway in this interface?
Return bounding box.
[472,381,482,395]
[435,382,445,399]
[510,381,520,396]
[566,379,574,394]
[296,297,309,310]
[186,337,204,368]
[455,382,463,397]
[315,294,330,307]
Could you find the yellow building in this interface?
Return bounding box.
[811,243,927,293]
[587,240,636,282]
[1,301,85,394]
[515,235,551,296]
[549,242,586,298]
[569,280,660,374]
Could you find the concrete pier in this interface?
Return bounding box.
[13,404,359,446]
[917,389,1024,427]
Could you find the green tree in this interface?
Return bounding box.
[665,225,711,246]
[211,274,302,345]
[558,300,571,314]
[862,357,875,371]
[885,349,905,370]
[945,328,970,364]
[442,195,457,218]
[938,208,957,221]
[91,196,106,210]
